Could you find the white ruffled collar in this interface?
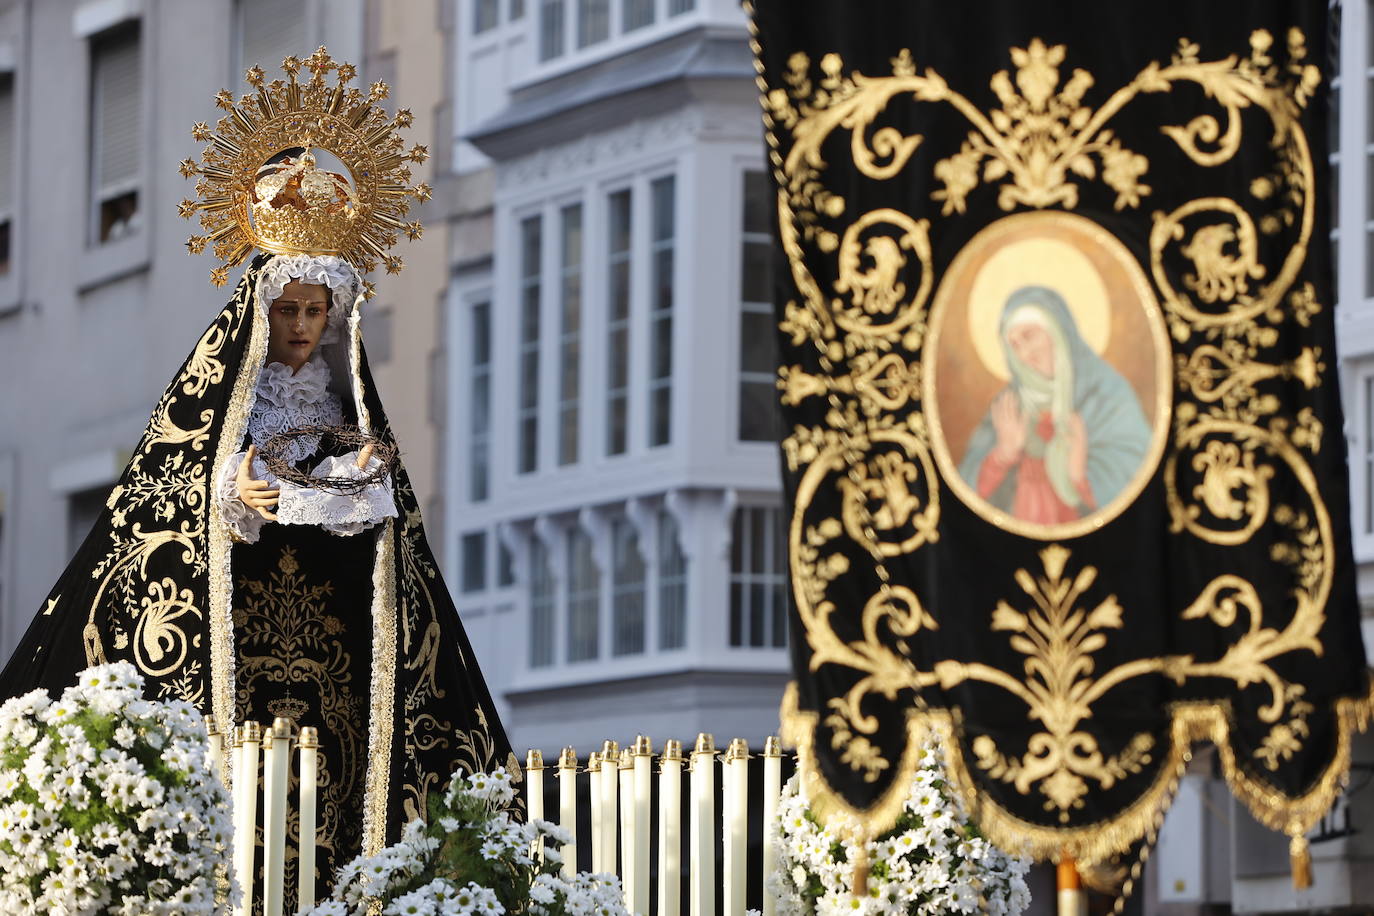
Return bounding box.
[255,357,333,409]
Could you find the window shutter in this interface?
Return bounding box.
[93,28,141,195]
[238,0,307,75]
[0,75,14,215]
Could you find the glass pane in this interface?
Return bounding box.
[608,328,629,388]
[654,249,674,312]
[739,381,780,442]
[562,204,583,265]
[652,316,673,379]
[740,309,778,375]
[576,0,608,47]
[731,509,745,574]
[668,0,694,16]
[609,189,631,252]
[475,0,500,32]
[729,582,743,646]
[510,0,525,19]
[743,171,772,234]
[498,541,515,586]
[520,353,539,409]
[650,386,671,446]
[471,374,490,434]
[560,341,580,395]
[749,583,766,646]
[559,405,578,465]
[750,508,768,574]
[771,584,788,647]
[607,397,627,455]
[472,302,491,365]
[610,261,630,321]
[652,176,675,241]
[539,0,565,60]
[461,532,487,592]
[521,287,540,342]
[522,216,542,275]
[740,240,773,302]
[1329,83,1339,155]
[520,416,537,472]
[1365,225,1374,299]
[470,441,488,502]
[623,0,654,31]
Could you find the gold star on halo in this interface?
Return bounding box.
[214,89,235,110]
[383,256,404,274]
[394,108,414,128]
[210,266,230,287]
[336,63,358,83]
[178,158,200,178]
[413,183,432,202]
[177,199,199,218]
[363,280,378,299]
[304,46,335,76]
[408,143,429,163]
[369,80,390,101]
[244,65,266,86]
[190,122,213,141]
[185,236,208,254]
[404,221,424,241]
[281,55,301,75]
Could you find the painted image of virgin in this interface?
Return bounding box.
[958,286,1152,525]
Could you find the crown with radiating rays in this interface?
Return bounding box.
[178,46,430,289]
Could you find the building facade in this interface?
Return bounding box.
[442,0,792,756]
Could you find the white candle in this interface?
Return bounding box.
[632,737,652,916]
[600,741,619,876]
[527,750,545,862]
[690,733,716,916]
[588,751,604,873]
[724,739,749,916]
[557,747,578,879]
[618,748,634,911]
[658,740,684,916]
[262,717,291,916]
[297,727,319,915]
[233,722,261,916]
[205,715,223,783]
[762,737,783,916]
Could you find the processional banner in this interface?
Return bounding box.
[753,0,1374,872]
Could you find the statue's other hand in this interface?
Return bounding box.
[237,445,280,520]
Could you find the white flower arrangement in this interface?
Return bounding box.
[307,766,628,916]
[771,742,1031,916]
[0,661,235,915]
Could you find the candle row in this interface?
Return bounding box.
[526,734,785,916]
[206,715,319,916]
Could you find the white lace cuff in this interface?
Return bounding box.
[275,451,398,537]
[215,451,275,544]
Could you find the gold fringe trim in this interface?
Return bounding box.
[362,519,398,856]
[781,671,1374,865]
[209,280,268,786]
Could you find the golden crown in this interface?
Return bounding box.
[178,47,430,288]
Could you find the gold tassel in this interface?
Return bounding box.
[850,842,869,897]
[1289,835,1312,890]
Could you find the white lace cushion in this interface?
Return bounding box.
[275,452,398,537]
[215,451,276,544]
[254,253,360,346]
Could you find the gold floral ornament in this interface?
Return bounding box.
[178,47,431,287]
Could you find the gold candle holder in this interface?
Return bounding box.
[725,738,750,763]
[527,749,546,771]
[298,726,319,749]
[660,738,684,773]
[205,714,220,737]
[763,735,783,757]
[633,735,653,757]
[558,746,578,770]
[618,747,634,770]
[587,750,602,772]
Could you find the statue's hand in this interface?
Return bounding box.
[356,443,374,470]
[236,445,279,520]
[990,390,1027,463]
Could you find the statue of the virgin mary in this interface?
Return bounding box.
[0,49,515,902]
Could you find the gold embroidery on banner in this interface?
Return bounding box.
[746,3,1370,864]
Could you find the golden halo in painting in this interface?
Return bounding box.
[924,211,1172,540]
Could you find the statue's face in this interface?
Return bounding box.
[267,280,330,371]
[1007,320,1055,379]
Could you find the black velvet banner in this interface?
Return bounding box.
[754,0,1373,862]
